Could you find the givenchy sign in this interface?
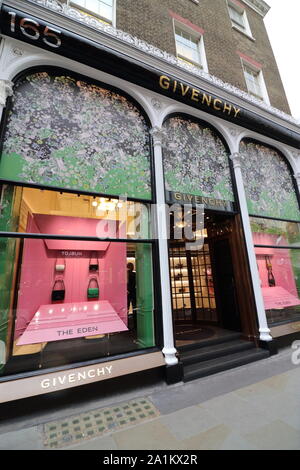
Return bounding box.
[166,191,235,212]
[40,365,113,389]
[159,75,241,119]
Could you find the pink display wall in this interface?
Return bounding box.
[14,214,127,340]
[253,233,300,311]
[254,233,298,296]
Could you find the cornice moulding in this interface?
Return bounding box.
[241,0,270,17]
[2,0,297,132]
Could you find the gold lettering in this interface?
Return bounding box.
[202,94,212,107]
[173,80,178,92]
[180,83,190,97]
[174,192,182,201]
[186,194,193,202]
[233,106,241,118]
[191,88,200,102]
[215,199,224,206]
[159,75,170,90]
[195,196,202,204]
[223,102,232,115]
[202,197,209,206]
[213,99,222,111]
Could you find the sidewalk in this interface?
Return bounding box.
[0,347,299,450]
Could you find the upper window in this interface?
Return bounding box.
[242,62,269,104]
[227,1,252,38]
[69,0,114,25]
[174,25,207,71]
[243,64,262,99]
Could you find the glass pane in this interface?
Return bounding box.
[0,238,155,377]
[1,185,151,240]
[86,0,101,13]
[73,0,85,6]
[255,247,300,325]
[251,217,300,247]
[244,68,260,94]
[100,3,113,20]
[175,28,201,65]
[229,6,245,28]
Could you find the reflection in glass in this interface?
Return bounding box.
[0,233,154,376]
[251,217,300,247]
[255,247,300,325]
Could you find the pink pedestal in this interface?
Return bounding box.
[261,286,300,310]
[17,300,128,345]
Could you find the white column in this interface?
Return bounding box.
[150,126,178,365]
[230,152,272,342]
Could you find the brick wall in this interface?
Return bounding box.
[116,0,290,114]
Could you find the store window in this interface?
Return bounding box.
[1,70,151,201]
[251,218,300,325]
[162,115,234,203]
[69,0,114,25]
[0,185,155,377]
[241,140,300,326]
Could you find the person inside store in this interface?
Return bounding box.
[127,262,137,330]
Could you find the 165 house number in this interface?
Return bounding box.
[8,12,62,48]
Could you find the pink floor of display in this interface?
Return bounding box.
[261,286,300,310]
[17,300,128,345]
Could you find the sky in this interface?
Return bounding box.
[264,0,300,120]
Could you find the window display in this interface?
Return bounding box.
[0,185,155,377]
[252,220,300,325]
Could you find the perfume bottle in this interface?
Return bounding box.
[265,256,276,287]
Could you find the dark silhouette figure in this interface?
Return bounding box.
[127,262,137,330]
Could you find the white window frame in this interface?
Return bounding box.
[227,0,253,39]
[68,0,116,26]
[241,59,270,104]
[173,20,208,72]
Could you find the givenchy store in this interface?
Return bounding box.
[0,0,300,402]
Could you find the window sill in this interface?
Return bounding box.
[248,91,270,106]
[232,25,256,42]
[177,56,203,69]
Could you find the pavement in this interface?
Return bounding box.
[0,346,299,450]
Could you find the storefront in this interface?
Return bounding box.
[0,0,300,401]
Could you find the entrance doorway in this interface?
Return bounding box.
[170,211,246,347]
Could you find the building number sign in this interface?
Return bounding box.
[7,12,62,48]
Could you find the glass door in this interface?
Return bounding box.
[170,243,218,326]
[169,245,192,323]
